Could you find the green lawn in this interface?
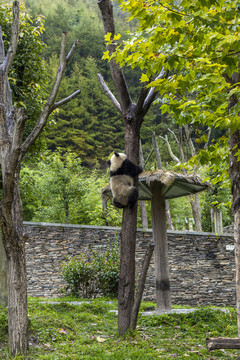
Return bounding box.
[0,297,238,359]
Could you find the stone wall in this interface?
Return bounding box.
[24,222,236,307]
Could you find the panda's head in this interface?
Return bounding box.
[107,152,126,172]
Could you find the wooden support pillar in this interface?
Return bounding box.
[151,181,171,312]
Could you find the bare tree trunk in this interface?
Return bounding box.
[226,68,240,343]
[152,131,162,168]
[7,241,28,355]
[211,207,223,234]
[118,121,141,334]
[1,170,28,355]
[119,206,137,333]
[152,131,174,230]
[165,200,174,230]
[139,201,148,228]
[189,194,202,232]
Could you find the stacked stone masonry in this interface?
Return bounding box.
[24,222,236,307]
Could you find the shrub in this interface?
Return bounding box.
[61,254,97,298]
[61,240,120,298]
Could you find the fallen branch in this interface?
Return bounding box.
[130,243,155,329]
[206,337,240,351]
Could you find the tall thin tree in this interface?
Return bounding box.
[98,0,168,334]
[0,2,80,355]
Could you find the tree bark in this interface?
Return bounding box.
[1,169,29,355]
[0,3,80,355]
[227,69,240,338]
[189,194,202,232]
[152,131,162,169]
[0,230,7,307]
[7,253,28,354]
[206,337,240,351]
[118,207,137,333]
[118,114,141,334]
[229,129,240,336]
[211,207,223,234]
[165,200,174,230]
[139,201,148,228]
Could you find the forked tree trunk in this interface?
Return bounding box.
[0,4,80,354]
[98,0,168,334]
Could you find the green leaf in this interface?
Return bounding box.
[140,73,149,82]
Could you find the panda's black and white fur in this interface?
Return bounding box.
[107,152,143,209]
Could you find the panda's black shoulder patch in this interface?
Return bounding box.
[110,163,125,177]
[110,159,143,178]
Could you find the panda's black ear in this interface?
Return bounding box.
[107,160,111,166]
[114,152,119,157]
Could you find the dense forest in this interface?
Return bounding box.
[23,0,180,167]
[0,0,233,231]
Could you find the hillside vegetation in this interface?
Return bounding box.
[0,0,233,231]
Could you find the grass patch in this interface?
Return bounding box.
[0,297,238,359]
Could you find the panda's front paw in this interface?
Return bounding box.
[113,198,125,209]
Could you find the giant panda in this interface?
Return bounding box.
[107,152,143,209]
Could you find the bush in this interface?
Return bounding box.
[61,240,120,298]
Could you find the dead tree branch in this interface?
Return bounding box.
[98,0,132,113]
[152,131,162,168]
[2,1,19,76]
[52,90,81,111]
[20,33,80,160]
[159,134,181,164]
[97,73,122,114]
[142,68,168,115]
